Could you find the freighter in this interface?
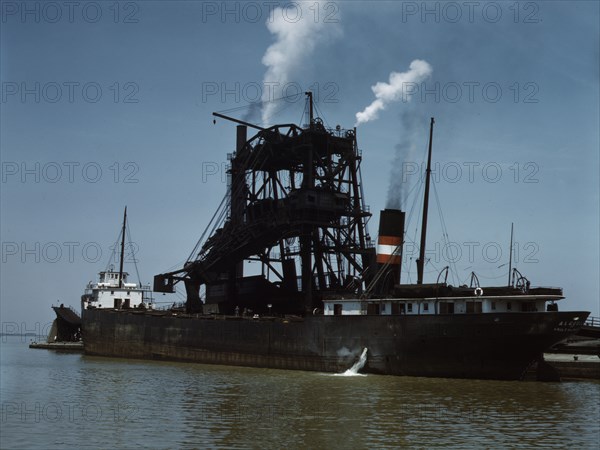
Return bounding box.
[82,94,589,380]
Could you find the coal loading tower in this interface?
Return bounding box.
[154,94,378,315]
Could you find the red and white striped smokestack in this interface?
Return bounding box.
[377,209,405,266]
[377,236,402,265]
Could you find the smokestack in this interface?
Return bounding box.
[232,125,247,279]
[377,209,405,291]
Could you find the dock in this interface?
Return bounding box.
[29,341,84,351]
[541,316,600,380]
[543,353,600,380]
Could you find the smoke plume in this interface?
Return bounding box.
[386,110,428,210]
[261,2,341,126]
[355,60,432,126]
[242,101,263,123]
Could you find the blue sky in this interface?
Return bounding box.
[1,1,598,328]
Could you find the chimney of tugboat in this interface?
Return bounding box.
[377,209,405,288]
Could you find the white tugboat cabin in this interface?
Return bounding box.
[81,268,152,310]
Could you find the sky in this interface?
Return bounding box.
[1,0,598,330]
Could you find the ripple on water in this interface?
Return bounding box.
[1,339,599,449]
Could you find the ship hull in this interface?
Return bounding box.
[82,310,588,380]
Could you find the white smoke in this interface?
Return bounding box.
[355,60,433,126]
[387,110,427,210]
[261,2,341,126]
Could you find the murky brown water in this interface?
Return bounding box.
[2,338,599,449]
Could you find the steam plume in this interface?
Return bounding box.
[386,110,427,210]
[242,101,263,123]
[355,60,432,126]
[261,2,341,126]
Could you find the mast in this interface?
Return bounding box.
[118,206,127,289]
[416,118,435,285]
[508,222,514,286]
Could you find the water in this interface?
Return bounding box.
[2,338,599,449]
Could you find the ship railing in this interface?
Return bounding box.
[584,316,599,328]
[326,126,354,137]
[153,301,186,311]
[58,305,80,317]
[84,283,152,297]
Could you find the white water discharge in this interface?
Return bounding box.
[336,348,368,377]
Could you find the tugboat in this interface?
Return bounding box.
[32,208,153,351]
[82,94,589,380]
[81,208,153,313]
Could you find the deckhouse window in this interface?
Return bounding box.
[423,303,429,312]
[507,302,512,311]
[407,303,413,313]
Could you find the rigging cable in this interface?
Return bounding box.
[125,220,143,288]
[432,180,459,286]
[402,140,428,283]
[106,228,123,272]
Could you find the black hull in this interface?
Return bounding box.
[82,310,588,380]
